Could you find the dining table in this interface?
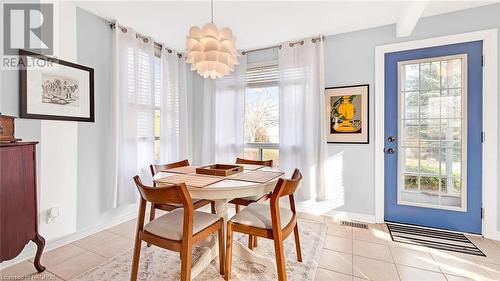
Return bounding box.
[152,164,283,280]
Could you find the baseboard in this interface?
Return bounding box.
[0,208,140,270]
[321,210,377,224]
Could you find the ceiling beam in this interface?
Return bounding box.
[396,1,428,37]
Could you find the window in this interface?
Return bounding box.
[398,55,467,210]
[154,55,161,161]
[244,62,279,166]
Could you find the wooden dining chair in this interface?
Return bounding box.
[225,169,303,281]
[131,176,224,281]
[228,157,273,249]
[149,159,216,223]
[229,158,273,213]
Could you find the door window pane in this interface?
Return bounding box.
[398,55,466,210]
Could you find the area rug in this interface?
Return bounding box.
[71,220,326,281]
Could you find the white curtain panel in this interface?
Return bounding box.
[278,38,328,202]
[111,27,156,207]
[199,54,247,164]
[160,50,189,163]
[214,54,247,163]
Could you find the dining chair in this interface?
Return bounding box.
[225,169,303,281]
[131,176,225,281]
[228,157,274,249]
[149,159,216,222]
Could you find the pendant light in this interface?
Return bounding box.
[186,0,239,79]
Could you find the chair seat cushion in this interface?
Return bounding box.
[144,209,220,241]
[230,202,294,229]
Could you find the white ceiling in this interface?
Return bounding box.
[75,1,497,51]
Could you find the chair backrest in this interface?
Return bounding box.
[133,175,194,238]
[149,159,190,177]
[268,169,302,233]
[133,175,192,207]
[271,169,302,198]
[235,157,273,167]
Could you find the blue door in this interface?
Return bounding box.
[384,41,483,234]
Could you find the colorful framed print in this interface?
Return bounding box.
[325,84,369,143]
[19,50,95,122]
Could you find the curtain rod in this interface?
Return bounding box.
[107,20,181,55]
[107,19,324,57]
[241,35,325,55]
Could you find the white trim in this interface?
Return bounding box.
[0,208,139,270]
[374,29,498,239]
[322,210,377,224]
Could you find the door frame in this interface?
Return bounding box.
[374,29,498,238]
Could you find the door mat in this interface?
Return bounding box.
[386,223,485,256]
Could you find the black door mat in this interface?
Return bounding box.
[386,223,486,257]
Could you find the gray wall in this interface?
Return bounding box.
[323,3,500,223]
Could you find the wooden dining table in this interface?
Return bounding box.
[153,165,283,280]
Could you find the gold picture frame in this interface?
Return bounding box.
[325,84,369,143]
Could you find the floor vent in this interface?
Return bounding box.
[341,221,368,229]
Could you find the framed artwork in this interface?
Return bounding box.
[325,84,369,143]
[19,50,94,122]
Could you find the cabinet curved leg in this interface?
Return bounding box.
[32,234,46,273]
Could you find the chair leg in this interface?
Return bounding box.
[211,201,216,214]
[130,234,142,281]
[180,243,192,281]
[147,204,156,247]
[225,223,234,281]
[248,235,254,250]
[293,224,303,262]
[235,204,240,213]
[254,236,258,248]
[273,237,287,281]
[218,224,225,275]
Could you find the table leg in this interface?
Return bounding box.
[190,199,227,280]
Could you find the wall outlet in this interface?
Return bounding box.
[47,206,59,224]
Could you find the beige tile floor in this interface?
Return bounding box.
[2,210,500,281]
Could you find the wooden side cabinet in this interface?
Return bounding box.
[0,142,45,272]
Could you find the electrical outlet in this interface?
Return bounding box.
[47,206,59,224]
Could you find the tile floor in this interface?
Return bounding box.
[2,210,500,281]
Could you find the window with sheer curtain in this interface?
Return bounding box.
[244,62,280,166]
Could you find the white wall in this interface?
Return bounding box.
[37,1,78,241]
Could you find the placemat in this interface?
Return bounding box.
[229,170,284,183]
[156,174,223,188]
[241,164,265,171]
[164,165,198,174]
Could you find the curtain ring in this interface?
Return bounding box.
[278,44,282,50]
[300,40,304,45]
[177,54,182,59]
[167,49,172,53]
[120,27,127,33]
[143,38,149,43]
[289,42,293,47]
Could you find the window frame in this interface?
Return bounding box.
[244,60,280,162]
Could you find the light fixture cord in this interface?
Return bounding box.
[210,0,214,23]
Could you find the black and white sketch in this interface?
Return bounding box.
[19,50,94,122]
[41,75,80,106]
